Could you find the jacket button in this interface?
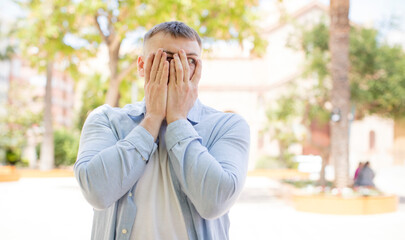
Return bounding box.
[122,229,127,234]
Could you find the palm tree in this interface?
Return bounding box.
[329,0,351,188]
[39,60,54,170]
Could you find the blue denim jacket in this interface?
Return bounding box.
[74,99,250,240]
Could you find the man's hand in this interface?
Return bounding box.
[166,49,202,124]
[140,49,169,140]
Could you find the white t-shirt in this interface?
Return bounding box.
[131,124,189,240]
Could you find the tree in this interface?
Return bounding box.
[76,73,108,131]
[261,92,304,169]
[0,81,42,165]
[74,0,267,107]
[350,29,405,118]
[0,19,35,166]
[0,41,14,61]
[297,22,405,118]
[329,0,350,188]
[283,6,405,187]
[15,0,82,170]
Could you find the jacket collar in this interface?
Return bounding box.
[127,99,201,125]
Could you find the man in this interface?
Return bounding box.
[74,21,250,240]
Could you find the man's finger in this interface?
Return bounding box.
[144,53,154,84]
[179,49,190,83]
[191,59,202,85]
[174,53,183,85]
[156,52,167,83]
[150,49,163,82]
[161,60,169,85]
[169,59,176,85]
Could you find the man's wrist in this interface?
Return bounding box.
[166,115,186,125]
[140,114,164,141]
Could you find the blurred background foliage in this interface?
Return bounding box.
[0,81,42,166]
[36,129,80,167]
[2,0,405,170]
[260,19,405,170]
[293,20,405,119]
[1,0,267,168]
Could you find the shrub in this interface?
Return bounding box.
[54,129,80,167]
[256,155,299,169]
[5,147,21,165]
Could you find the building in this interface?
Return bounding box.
[4,56,75,129]
[198,0,404,181]
[199,1,328,169]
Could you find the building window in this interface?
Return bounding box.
[369,130,376,150]
[258,134,264,150]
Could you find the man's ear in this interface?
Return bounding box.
[137,56,145,77]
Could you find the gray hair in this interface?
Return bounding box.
[144,21,202,48]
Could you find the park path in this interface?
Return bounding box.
[0,177,404,240]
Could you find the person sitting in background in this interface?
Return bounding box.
[353,162,364,183]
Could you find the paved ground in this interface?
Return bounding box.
[0,177,404,240]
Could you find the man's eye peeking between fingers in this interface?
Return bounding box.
[187,57,196,66]
[165,56,196,66]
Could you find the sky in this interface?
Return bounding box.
[321,0,405,46]
[2,0,405,26]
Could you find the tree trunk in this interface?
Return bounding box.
[329,0,351,188]
[318,150,330,187]
[105,43,121,107]
[39,60,54,170]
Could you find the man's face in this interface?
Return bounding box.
[138,32,201,81]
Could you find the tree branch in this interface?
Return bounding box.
[117,7,129,22]
[105,11,121,49]
[94,14,109,44]
[110,34,121,52]
[107,12,115,35]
